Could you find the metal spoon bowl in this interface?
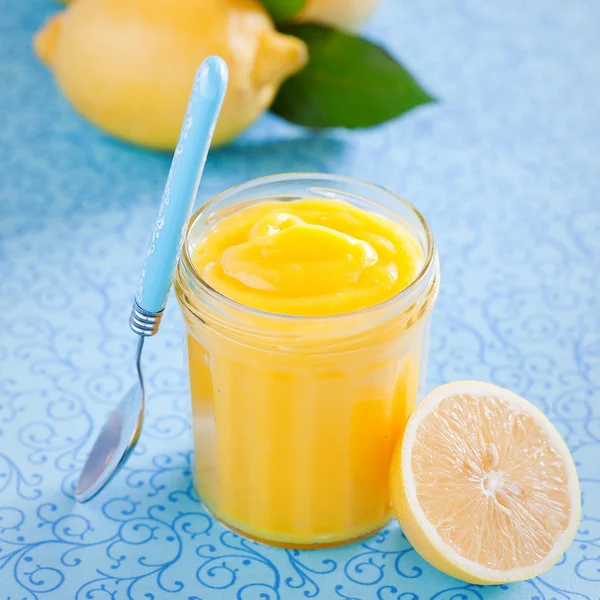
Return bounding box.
[75,337,145,502]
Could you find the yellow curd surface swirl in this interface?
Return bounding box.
[192,198,422,316]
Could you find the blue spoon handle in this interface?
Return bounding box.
[130,56,228,335]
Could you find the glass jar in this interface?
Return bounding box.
[174,173,440,547]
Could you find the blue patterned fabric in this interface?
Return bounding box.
[1,1,598,598]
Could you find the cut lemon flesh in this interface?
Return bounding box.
[390,381,581,584]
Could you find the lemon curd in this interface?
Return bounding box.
[175,175,439,546]
[192,198,422,316]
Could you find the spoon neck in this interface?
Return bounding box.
[135,335,145,391]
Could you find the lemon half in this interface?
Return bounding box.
[391,381,581,584]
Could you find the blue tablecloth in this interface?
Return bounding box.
[1,1,599,598]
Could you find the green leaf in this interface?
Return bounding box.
[260,0,306,21]
[271,24,435,129]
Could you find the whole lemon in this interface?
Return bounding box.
[35,0,307,149]
[293,0,380,30]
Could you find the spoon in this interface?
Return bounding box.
[75,56,228,502]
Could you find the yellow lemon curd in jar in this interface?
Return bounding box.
[184,198,425,546]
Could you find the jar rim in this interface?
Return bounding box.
[180,172,437,323]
